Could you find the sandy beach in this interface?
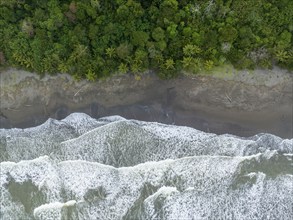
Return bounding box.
[0,66,292,138]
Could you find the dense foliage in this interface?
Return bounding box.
[0,0,292,79]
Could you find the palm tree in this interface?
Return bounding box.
[275,50,290,62]
[165,58,175,70]
[105,47,116,58]
[85,69,96,81]
[204,60,214,70]
[118,63,128,74]
[183,44,201,57]
[181,56,193,69]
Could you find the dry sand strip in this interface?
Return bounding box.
[0,66,292,138]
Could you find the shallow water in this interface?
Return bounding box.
[0,113,292,219]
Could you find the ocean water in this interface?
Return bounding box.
[0,113,292,220]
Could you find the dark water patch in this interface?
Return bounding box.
[232,153,293,190]
[84,186,108,203]
[123,183,158,220]
[7,178,46,214]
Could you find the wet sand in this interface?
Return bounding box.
[0,67,292,138]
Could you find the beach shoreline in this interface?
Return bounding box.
[0,66,292,138]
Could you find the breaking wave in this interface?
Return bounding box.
[1,113,292,219]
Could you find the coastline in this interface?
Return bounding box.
[0,66,292,138]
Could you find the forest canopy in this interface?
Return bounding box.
[0,0,292,80]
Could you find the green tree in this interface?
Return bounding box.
[131,31,149,47]
[166,23,178,39]
[152,27,165,42]
[276,31,292,50]
[219,26,238,43]
[159,0,179,22]
[116,43,132,60]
